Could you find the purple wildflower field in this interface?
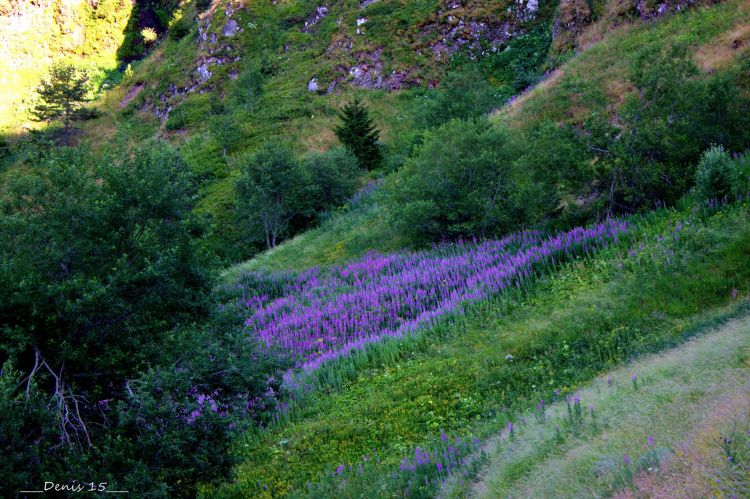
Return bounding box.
[220,220,628,381]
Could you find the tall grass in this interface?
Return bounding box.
[206,201,750,497]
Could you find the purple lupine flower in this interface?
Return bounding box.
[335,464,345,475]
[647,435,655,447]
[623,454,631,466]
[222,221,628,388]
[440,429,448,442]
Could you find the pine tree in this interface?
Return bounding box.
[32,63,92,145]
[334,97,382,170]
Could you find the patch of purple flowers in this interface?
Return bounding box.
[221,220,628,384]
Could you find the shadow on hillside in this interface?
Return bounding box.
[116,0,180,62]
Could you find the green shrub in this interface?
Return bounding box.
[303,146,361,212]
[0,141,291,495]
[168,9,193,40]
[412,67,505,129]
[234,142,313,249]
[694,145,737,202]
[166,93,213,130]
[386,118,521,243]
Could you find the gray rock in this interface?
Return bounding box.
[302,6,329,32]
[196,63,212,82]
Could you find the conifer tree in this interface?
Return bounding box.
[334,97,382,170]
[32,63,92,144]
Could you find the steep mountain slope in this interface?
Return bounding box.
[231,0,750,273]
[8,0,741,263]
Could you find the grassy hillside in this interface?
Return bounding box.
[3,0,750,496]
[234,0,750,273]
[465,310,750,498]
[209,198,750,497]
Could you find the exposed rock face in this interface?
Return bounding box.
[343,47,417,90]
[551,0,592,54]
[302,6,328,32]
[424,18,515,60]
[419,0,535,62]
[196,63,212,82]
[635,0,697,19]
[151,2,244,122]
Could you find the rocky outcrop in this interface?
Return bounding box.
[302,6,328,33]
[150,3,242,122]
[551,0,592,55]
[419,0,540,62]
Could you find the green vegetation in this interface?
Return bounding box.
[468,310,750,498]
[334,98,383,171]
[234,142,363,251]
[240,0,750,271]
[2,0,750,496]
[32,64,94,144]
[212,199,750,497]
[0,142,288,495]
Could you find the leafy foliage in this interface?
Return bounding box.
[694,144,737,202]
[234,142,312,249]
[234,143,362,251]
[0,142,286,495]
[386,118,521,243]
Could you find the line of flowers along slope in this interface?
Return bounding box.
[220,220,628,377]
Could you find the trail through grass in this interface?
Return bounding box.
[467,308,750,498]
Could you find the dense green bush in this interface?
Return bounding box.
[694,145,737,202]
[235,143,364,250]
[386,118,521,243]
[234,142,313,249]
[0,142,287,495]
[303,146,361,212]
[412,67,504,129]
[168,9,193,40]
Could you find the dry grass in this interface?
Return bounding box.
[119,82,145,109]
[497,68,565,119]
[694,23,750,72]
[616,381,750,498]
